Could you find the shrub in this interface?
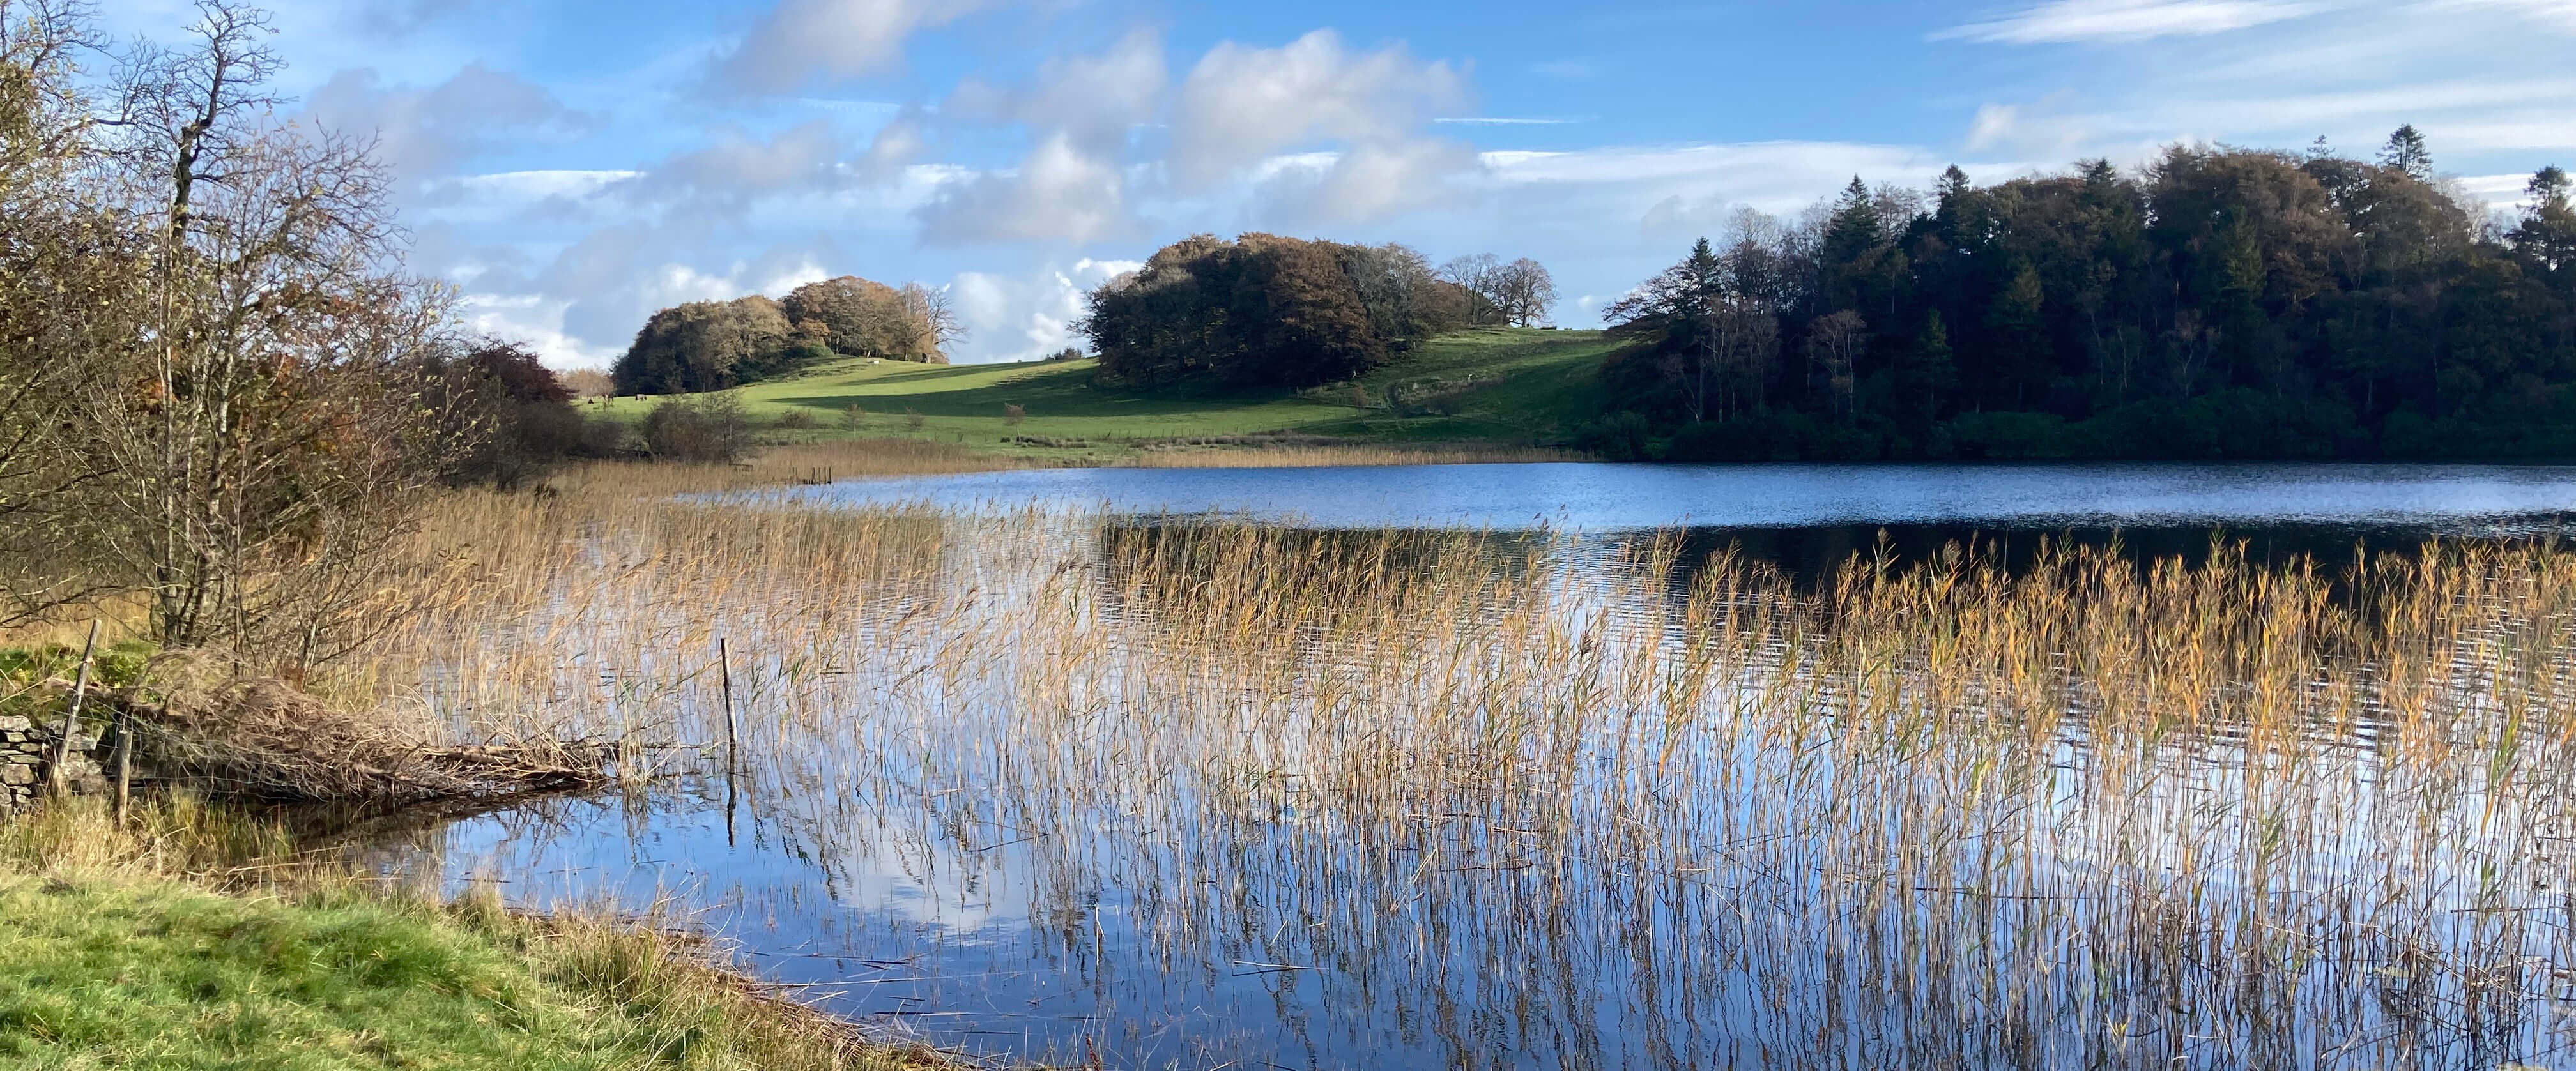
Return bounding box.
[775,409,817,431]
[574,413,629,457]
[1575,412,1655,462]
[904,409,926,432]
[1003,404,1026,426]
[556,368,616,399]
[1947,411,2074,460]
[429,342,602,489]
[641,393,754,464]
[840,404,866,431]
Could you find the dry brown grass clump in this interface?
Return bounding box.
[1133,442,1580,467]
[118,653,615,806]
[554,437,1015,498]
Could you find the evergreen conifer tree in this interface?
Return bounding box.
[2379,125,2433,180]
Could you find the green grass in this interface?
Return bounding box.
[0,874,606,1070]
[0,800,932,1071]
[594,328,1624,462]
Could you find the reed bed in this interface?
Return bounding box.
[1131,443,1581,468]
[347,482,2576,1069]
[558,437,1015,498]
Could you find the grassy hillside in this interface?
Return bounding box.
[595,328,1621,464]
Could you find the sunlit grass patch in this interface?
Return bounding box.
[0,800,954,1071]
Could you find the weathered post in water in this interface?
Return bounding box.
[48,621,98,798]
[717,637,739,846]
[716,637,739,773]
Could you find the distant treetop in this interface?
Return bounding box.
[612,275,963,396]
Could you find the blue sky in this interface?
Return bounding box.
[98,0,2576,366]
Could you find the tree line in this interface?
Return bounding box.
[1595,128,2576,461]
[1080,234,1554,389]
[611,276,963,396]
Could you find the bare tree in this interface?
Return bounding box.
[904,282,967,358]
[71,0,466,662]
[1438,254,1506,325]
[1493,258,1557,327]
[1807,310,1866,423]
[1655,297,1777,423]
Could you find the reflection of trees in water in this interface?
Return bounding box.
[1636,520,2564,596]
[1090,519,1555,625]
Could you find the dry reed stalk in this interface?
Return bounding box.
[319,469,2576,1067]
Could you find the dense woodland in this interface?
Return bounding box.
[1594,129,2576,460]
[1082,234,1554,388]
[611,276,962,395]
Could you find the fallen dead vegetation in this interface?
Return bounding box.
[55,654,617,807]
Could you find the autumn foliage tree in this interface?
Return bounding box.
[1083,234,1498,389]
[614,275,965,396]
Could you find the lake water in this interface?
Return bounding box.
[376,462,2576,1070]
[779,460,2576,534]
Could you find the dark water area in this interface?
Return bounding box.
[789,460,2576,577]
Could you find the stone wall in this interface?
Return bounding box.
[0,711,107,812]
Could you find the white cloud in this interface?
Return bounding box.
[996,29,1167,147]
[457,294,618,368]
[2458,171,2546,211]
[1254,139,1487,224]
[449,169,640,200]
[915,32,1165,245]
[1940,0,2576,180]
[2430,0,2576,32]
[1434,116,1581,126]
[351,0,484,38]
[916,132,1131,245]
[611,121,850,218]
[716,0,990,95]
[1968,105,2021,151]
[604,110,931,222]
[1962,76,2576,165]
[949,259,1141,363]
[1939,0,2327,43]
[299,63,592,183]
[1169,28,1473,213]
[1485,142,1956,201]
[1961,98,2108,157]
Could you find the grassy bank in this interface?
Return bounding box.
[0,798,946,1070]
[595,327,1620,466]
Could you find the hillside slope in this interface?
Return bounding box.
[597,328,1622,463]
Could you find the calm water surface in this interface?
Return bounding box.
[780,460,2576,534]
[376,463,2576,1070]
